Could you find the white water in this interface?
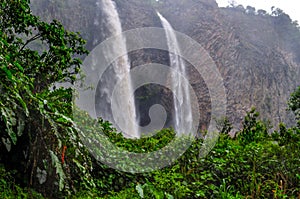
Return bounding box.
[157,12,193,135]
[96,0,139,138]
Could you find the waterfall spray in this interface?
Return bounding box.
[157,12,193,135]
[95,0,139,138]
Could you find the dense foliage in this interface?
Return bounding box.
[1,0,300,198]
[71,108,300,199]
[0,0,93,196]
[4,107,300,198]
[288,86,300,126]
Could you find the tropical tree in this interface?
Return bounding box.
[257,9,267,16]
[246,6,256,15]
[0,0,93,196]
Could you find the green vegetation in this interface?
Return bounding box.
[1,0,300,198]
[288,86,300,126]
[0,164,44,198]
[0,0,93,196]
[63,108,300,198]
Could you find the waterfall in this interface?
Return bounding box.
[94,0,139,138]
[157,12,193,135]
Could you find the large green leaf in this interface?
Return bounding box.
[50,150,66,191]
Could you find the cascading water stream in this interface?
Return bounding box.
[157,12,193,135]
[94,0,139,138]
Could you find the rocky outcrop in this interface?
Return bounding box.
[30,0,300,130]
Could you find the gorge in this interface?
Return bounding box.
[30,0,300,133]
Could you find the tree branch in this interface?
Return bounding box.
[19,33,42,52]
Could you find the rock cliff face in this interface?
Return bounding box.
[31,0,300,130]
